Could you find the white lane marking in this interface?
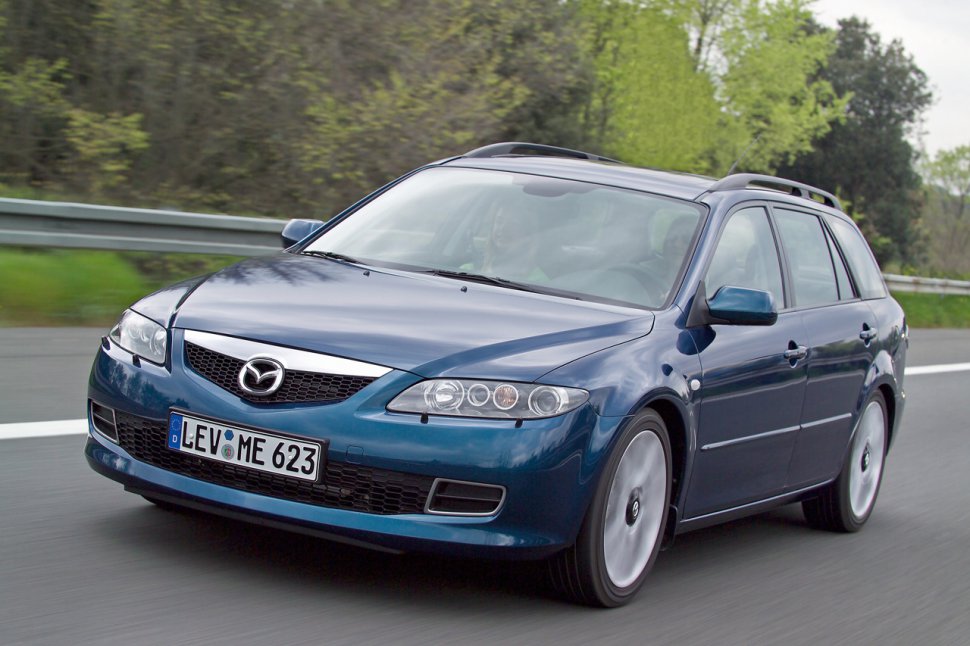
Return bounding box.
[905,363,970,376]
[0,361,967,440]
[0,418,87,441]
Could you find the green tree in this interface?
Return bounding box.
[577,1,719,171]
[64,109,149,195]
[577,0,845,174]
[712,0,846,173]
[0,0,149,193]
[475,0,592,148]
[1,0,589,216]
[0,56,71,184]
[921,145,970,276]
[81,0,313,212]
[777,17,932,265]
[299,0,587,210]
[925,145,970,221]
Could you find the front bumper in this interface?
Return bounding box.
[85,332,622,559]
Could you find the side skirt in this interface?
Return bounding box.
[675,480,832,534]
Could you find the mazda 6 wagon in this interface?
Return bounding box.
[85,142,907,606]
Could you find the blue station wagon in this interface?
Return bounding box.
[85,142,907,606]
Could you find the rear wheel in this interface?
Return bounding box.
[549,409,671,607]
[803,392,888,532]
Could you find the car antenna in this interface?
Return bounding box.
[726,133,762,176]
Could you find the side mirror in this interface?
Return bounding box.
[687,282,777,327]
[708,286,777,325]
[281,219,325,248]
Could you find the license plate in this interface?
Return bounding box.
[167,412,322,482]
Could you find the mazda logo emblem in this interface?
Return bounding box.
[238,358,284,396]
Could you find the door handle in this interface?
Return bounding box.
[860,324,878,343]
[784,344,808,362]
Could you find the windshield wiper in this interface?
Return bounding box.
[424,269,565,296]
[301,250,362,265]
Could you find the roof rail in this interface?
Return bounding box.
[706,173,843,211]
[463,142,621,164]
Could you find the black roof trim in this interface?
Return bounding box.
[464,142,622,164]
[705,173,843,211]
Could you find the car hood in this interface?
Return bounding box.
[166,254,654,381]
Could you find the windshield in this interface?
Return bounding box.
[304,167,704,308]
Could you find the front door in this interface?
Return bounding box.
[683,206,807,519]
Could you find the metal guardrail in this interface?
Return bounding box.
[883,274,970,296]
[0,197,283,256]
[1,197,968,294]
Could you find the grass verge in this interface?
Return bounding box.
[0,248,236,326]
[892,291,970,329]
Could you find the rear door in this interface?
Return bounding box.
[771,207,874,487]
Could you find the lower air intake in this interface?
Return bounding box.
[90,400,118,441]
[425,479,506,516]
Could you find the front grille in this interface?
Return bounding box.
[184,342,376,404]
[115,412,433,515]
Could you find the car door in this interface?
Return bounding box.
[683,206,808,519]
[771,207,874,488]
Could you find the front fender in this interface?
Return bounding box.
[542,309,702,515]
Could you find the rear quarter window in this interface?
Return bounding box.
[825,215,887,300]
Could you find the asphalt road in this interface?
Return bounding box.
[0,327,107,423]
[1,328,968,645]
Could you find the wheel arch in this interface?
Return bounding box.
[864,347,902,453]
[642,397,688,515]
[877,382,897,450]
[581,392,690,541]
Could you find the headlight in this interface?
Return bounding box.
[388,379,588,419]
[109,309,168,364]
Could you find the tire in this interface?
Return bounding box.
[549,409,672,607]
[803,392,888,532]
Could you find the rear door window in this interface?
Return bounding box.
[773,208,839,308]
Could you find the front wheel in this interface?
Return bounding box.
[549,409,671,607]
[803,392,888,532]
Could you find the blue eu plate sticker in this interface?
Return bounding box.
[168,413,184,449]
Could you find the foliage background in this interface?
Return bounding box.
[0,0,967,325]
